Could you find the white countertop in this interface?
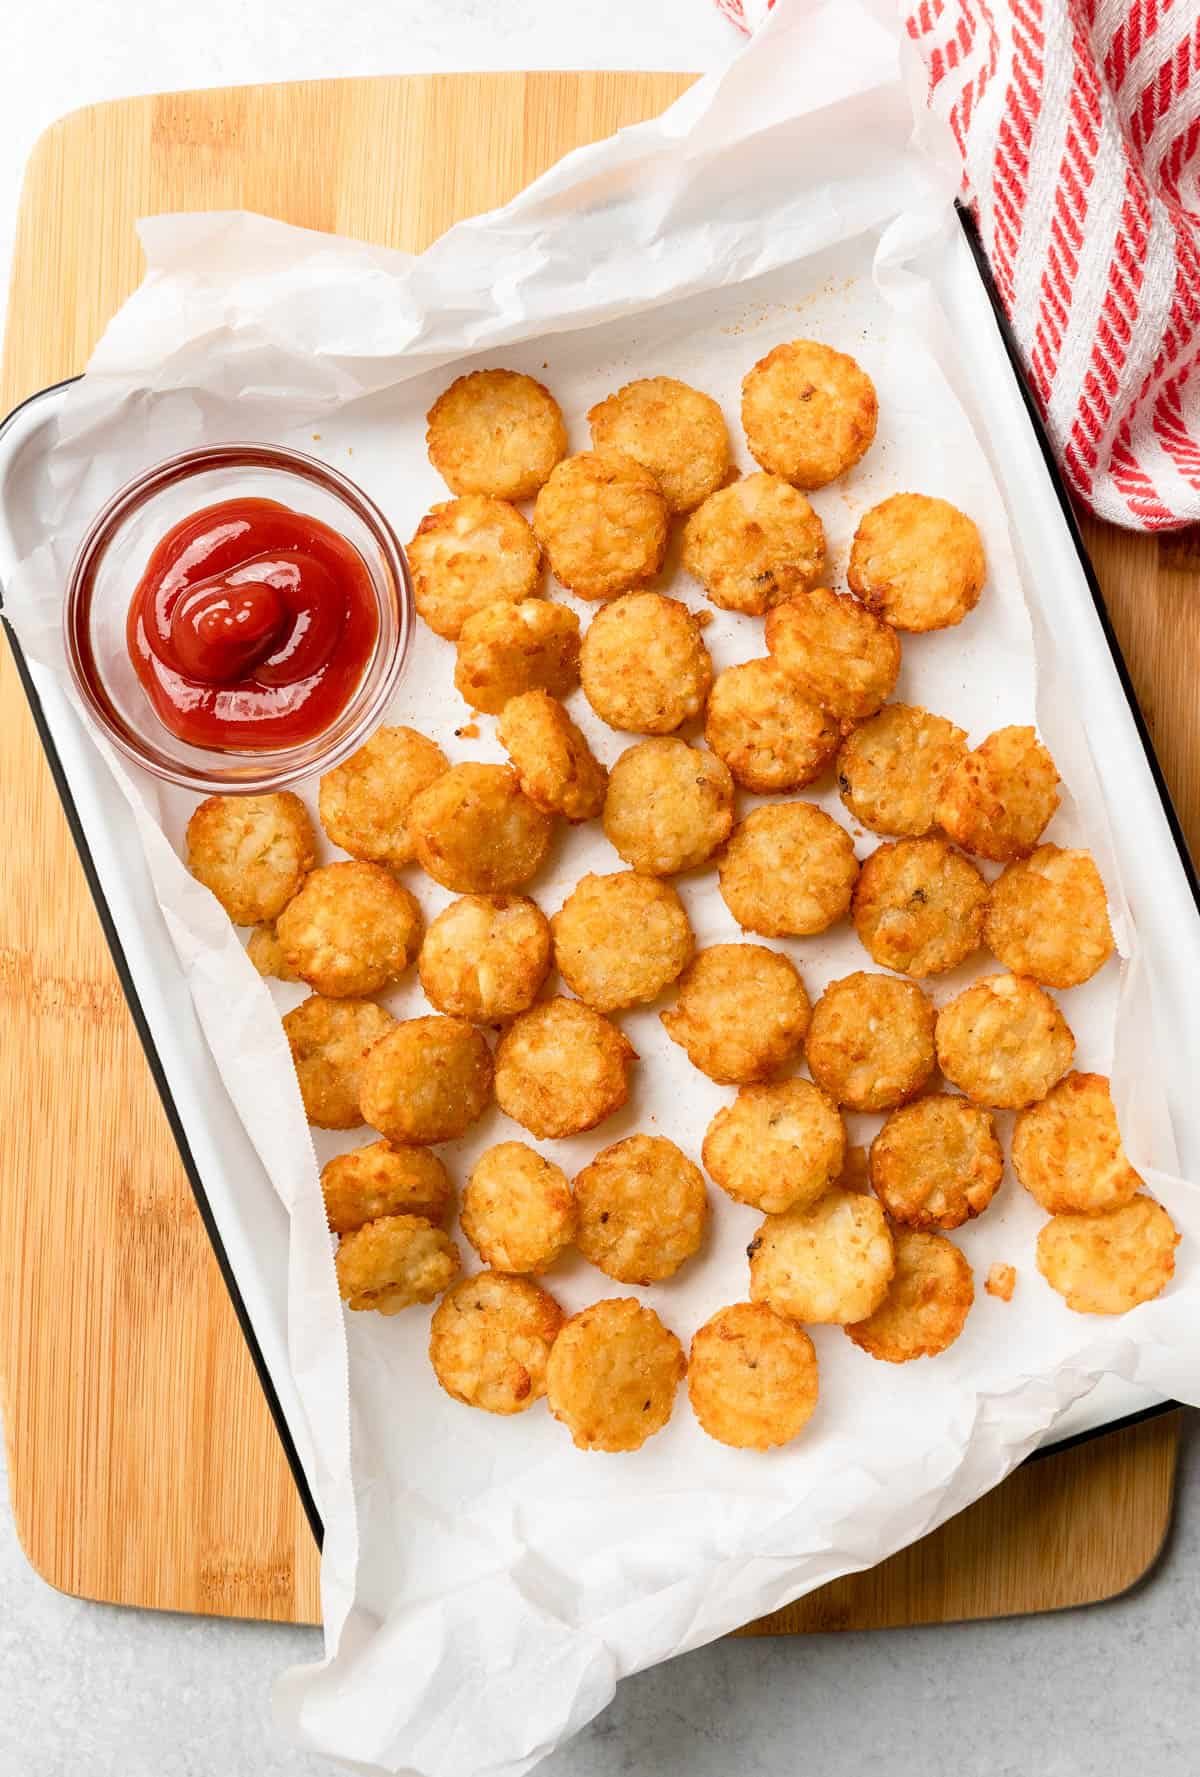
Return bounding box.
[2,4,1198,1773]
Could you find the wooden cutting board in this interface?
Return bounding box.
[0,73,1189,1631]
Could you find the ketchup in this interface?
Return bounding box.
[126,497,378,749]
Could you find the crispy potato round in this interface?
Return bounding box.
[718,803,858,937]
[494,997,636,1139]
[845,1229,974,1361]
[497,691,606,822]
[533,450,669,600]
[603,738,734,876]
[1012,1072,1142,1215]
[454,598,581,715]
[703,1079,845,1215]
[461,1142,576,1274]
[552,871,693,1012]
[1037,1197,1178,1314]
[319,726,449,866]
[688,1303,819,1450]
[805,971,936,1111]
[186,792,315,925]
[984,845,1114,987]
[681,472,826,615]
[407,496,542,640]
[848,494,986,632]
[580,592,713,734]
[588,376,730,514]
[869,1095,1002,1230]
[837,704,968,837]
[742,341,877,489]
[935,972,1074,1109]
[321,1141,452,1235]
[546,1297,685,1452]
[247,921,299,982]
[936,726,1061,863]
[661,943,810,1085]
[765,588,901,722]
[426,369,566,500]
[574,1135,707,1285]
[418,893,551,1024]
[704,657,839,793]
[276,861,422,997]
[283,995,396,1129]
[359,1016,493,1145]
[429,1272,565,1414]
[335,1214,459,1315]
[851,837,989,977]
[408,763,554,893]
[749,1188,894,1324]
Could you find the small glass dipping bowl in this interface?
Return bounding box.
[64,443,413,794]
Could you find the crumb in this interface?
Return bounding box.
[311,433,321,441]
[347,446,353,455]
[455,722,480,739]
[986,1263,1016,1302]
[693,608,714,628]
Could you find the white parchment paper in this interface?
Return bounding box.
[6,3,1200,1773]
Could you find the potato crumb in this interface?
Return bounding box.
[986,1263,1016,1302]
[456,722,480,739]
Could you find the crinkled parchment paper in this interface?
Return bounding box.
[6,3,1200,1773]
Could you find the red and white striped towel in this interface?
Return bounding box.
[716,0,1200,530]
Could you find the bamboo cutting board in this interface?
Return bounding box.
[0,73,1190,1631]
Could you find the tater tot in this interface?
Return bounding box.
[936,726,1060,863]
[851,837,989,977]
[283,995,396,1130]
[429,1272,565,1414]
[546,1297,686,1452]
[588,376,731,514]
[805,971,936,1111]
[741,340,877,489]
[984,845,1114,987]
[186,792,316,925]
[454,599,581,714]
[426,369,567,500]
[277,860,423,997]
[869,1095,1003,1230]
[764,587,901,722]
[837,704,968,837]
[319,726,449,865]
[1012,1072,1142,1215]
[418,894,551,1024]
[359,1016,493,1145]
[551,871,693,1012]
[661,943,811,1084]
[461,1142,576,1274]
[497,691,607,822]
[748,1188,895,1324]
[848,494,986,632]
[336,1214,460,1314]
[407,495,542,640]
[494,997,636,1139]
[688,1303,819,1450]
[703,1078,845,1215]
[533,450,669,600]
[935,972,1074,1109]
[681,473,826,615]
[704,658,839,793]
[1037,1197,1179,1315]
[718,803,858,937]
[321,1141,453,1235]
[845,1229,974,1361]
[574,1135,707,1284]
[580,592,713,734]
[603,737,734,876]
[408,763,554,893]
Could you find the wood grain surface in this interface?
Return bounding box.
[0,72,1189,1630]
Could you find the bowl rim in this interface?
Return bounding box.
[63,441,413,794]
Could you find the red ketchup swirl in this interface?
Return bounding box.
[126,497,378,749]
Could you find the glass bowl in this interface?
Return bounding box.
[64,443,413,794]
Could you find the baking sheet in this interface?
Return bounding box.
[3,3,1200,1774]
